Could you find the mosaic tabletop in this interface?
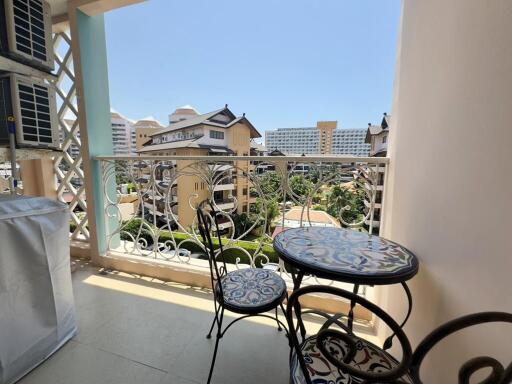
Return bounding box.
[273,227,418,285]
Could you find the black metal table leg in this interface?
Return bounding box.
[291,268,304,291]
[347,284,360,331]
[290,269,306,338]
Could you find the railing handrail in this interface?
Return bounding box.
[95,154,390,164]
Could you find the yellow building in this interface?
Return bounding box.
[316,121,337,154]
[133,116,164,149]
[137,106,261,229]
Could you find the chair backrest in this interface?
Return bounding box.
[286,285,413,384]
[409,312,512,384]
[196,202,228,305]
[287,285,512,384]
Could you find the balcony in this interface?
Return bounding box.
[1,1,511,383]
[212,181,235,192]
[214,199,236,210]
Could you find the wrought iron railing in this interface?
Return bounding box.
[96,155,388,276]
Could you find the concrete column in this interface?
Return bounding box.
[19,158,57,198]
[380,0,512,381]
[68,7,116,262]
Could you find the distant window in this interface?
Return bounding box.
[382,135,387,144]
[243,188,248,196]
[210,130,224,139]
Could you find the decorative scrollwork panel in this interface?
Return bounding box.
[100,156,387,279]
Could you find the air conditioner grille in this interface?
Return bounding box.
[17,81,53,144]
[12,0,48,63]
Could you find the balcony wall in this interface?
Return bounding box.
[381,0,512,381]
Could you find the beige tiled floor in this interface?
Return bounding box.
[19,262,291,384]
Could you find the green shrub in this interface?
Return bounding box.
[119,218,279,267]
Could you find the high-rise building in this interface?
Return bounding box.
[64,110,162,157]
[138,105,260,228]
[265,121,370,156]
[110,109,134,155]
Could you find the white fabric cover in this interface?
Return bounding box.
[0,195,77,384]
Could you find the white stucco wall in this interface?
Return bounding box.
[380,0,512,381]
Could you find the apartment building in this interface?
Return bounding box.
[65,110,131,157]
[111,109,134,155]
[365,113,390,157]
[64,110,162,158]
[265,121,370,156]
[138,105,260,228]
[363,113,390,232]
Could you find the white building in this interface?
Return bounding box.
[331,129,370,156]
[64,109,161,157]
[110,109,134,155]
[265,127,319,154]
[265,121,370,156]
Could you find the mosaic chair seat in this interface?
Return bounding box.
[216,268,286,314]
[291,334,413,384]
[196,204,288,384]
[286,285,512,384]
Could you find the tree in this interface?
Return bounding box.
[326,185,365,224]
[232,212,255,237]
[250,197,280,234]
[257,171,282,198]
[115,160,130,185]
[289,175,313,199]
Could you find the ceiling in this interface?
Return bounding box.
[47,0,146,18]
[47,0,68,17]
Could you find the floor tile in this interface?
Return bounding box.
[18,340,166,384]
[168,314,290,384]
[18,265,346,384]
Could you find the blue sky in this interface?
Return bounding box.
[104,0,401,132]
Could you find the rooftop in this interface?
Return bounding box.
[137,138,231,153]
[150,106,261,139]
[278,207,342,227]
[174,105,200,115]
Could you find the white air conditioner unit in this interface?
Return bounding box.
[0,73,59,148]
[0,0,54,71]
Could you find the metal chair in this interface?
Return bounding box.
[286,285,512,384]
[196,204,288,384]
[409,312,512,384]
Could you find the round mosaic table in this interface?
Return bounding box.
[273,227,419,345]
[273,227,418,286]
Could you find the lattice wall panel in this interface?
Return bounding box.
[53,31,89,240]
